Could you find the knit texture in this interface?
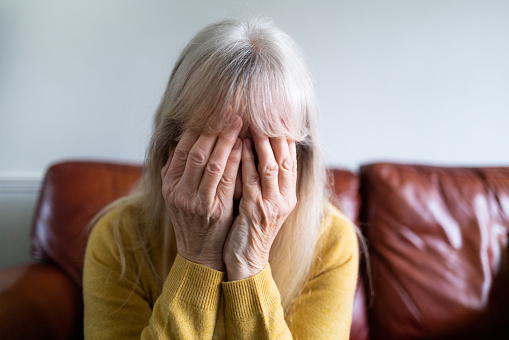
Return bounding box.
[83,203,359,339]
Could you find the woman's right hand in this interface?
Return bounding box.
[161,116,243,271]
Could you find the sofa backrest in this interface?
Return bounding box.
[31,161,142,286]
[32,161,509,339]
[360,163,509,339]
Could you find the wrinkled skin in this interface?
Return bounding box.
[161,115,297,280]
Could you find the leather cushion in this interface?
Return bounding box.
[361,163,509,339]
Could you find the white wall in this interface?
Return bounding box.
[1,0,508,268]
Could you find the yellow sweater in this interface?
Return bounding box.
[83,204,359,339]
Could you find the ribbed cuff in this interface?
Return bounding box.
[222,264,281,319]
[164,254,225,310]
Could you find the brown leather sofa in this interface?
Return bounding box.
[0,160,508,339]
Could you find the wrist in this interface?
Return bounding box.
[226,267,256,281]
[179,252,225,272]
[225,259,267,281]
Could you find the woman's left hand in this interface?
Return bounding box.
[223,128,298,281]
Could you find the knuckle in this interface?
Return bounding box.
[262,162,279,177]
[195,204,208,216]
[172,193,189,210]
[220,174,235,187]
[280,157,293,171]
[187,194,209,216]
[171,192,207,215]
[206,161,223,175]
[188,149,208,166]
[209,205,226,222]
[197,189,213,204]
[162,176,173,192]
[174,148,188,162]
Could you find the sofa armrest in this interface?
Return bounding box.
[0,263,82,340]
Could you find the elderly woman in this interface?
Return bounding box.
[83,17,358,339]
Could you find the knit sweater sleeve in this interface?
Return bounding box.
[221,208,359,339]
[83,210,224,339]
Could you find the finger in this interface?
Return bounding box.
[250,127,279,198]
[160,149,174,180]
[288,139,298,181]
[216,138,242,201]
[289,139,297,164]
[241,138,261,200]
[166,133,199,185]
[270,137,294,196]
[179,134,218,192]
[199,116,243,197]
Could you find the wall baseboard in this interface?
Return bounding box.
[0,177,41,194]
